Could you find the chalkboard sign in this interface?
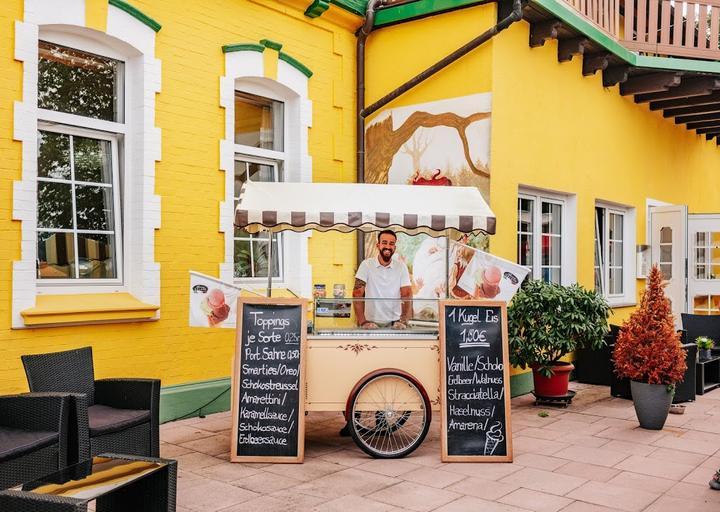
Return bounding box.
[230,298,307,463]
[439,300,512,462]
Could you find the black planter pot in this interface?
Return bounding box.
[630,381,673,430]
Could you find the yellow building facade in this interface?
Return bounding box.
[2,0,720,419]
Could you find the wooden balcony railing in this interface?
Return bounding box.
[566,0,621,37]
[562,0,720,60]
[623,0,720,59]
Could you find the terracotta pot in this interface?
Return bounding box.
[531,362,574,397]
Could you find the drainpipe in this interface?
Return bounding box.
[356,0,383,185]
[360,0,523,119]
[356,0,383,265]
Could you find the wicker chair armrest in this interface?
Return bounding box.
[58,393,90,464]
[94,379,160,411]
[0,393,69,433]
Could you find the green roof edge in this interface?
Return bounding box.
[108,0,161,32]
[532,0,720,74]
[279,51,314,78]
[330,0,366,17]
[223,43,265,53]
[260,39,283,51]
[374,0,487,27]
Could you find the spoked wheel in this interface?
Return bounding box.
[347,370,431,459]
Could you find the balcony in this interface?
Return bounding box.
[565,0,720,60]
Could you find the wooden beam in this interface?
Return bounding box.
[700,128,720,136]
[558,37,588,63]
[649,90,720,111]
[530,19,561,48]
[603,66,631,88]
[663,103,720,118]
[704,133,718,140]
[635,77,720,103]
[686,120,720,130]
[582,52,611,76]
[675,111,720,125]
[620,73,681,96]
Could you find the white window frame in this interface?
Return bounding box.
[12,2,163,328]
[595,201,637,306]
[36,123,123,286]
[518,187,577,286]
[233,154,284,282]
[34,38,127,293]
[220,51,313,297]
[233,87,288,286]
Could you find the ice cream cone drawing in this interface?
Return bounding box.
[484,421,505,456]
[200,288,231,327]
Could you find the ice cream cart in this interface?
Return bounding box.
[234,181,497,458]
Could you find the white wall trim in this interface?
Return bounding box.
[12,0,162,327]
[219,51,313,297]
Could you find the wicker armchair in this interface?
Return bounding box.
[21,347,160,464]
[682,313,720,346]
[0,393,71,490]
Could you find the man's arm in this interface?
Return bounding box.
[399,285,413,325]
[353,278,369,326]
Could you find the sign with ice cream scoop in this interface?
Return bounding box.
[189,271,264,328]
[439,300,513,462]
[448,241,529,303]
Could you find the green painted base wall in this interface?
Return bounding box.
[160,377,231,423]
[160,372,536,423]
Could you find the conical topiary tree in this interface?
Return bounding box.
[613,265,687,385]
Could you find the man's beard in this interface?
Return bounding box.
[379,248,393,263]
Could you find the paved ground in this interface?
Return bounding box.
[161,383,720,511]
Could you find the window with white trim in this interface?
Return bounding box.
[517,193,565,284]
[36,41,124,283]
[233,158,282,279]
[595,207,624,296]
[233,90,285,282]
[594,203,636,304]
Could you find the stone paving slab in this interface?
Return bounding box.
[161,383,720,511]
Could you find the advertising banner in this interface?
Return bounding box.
[448,241,530,303]
[189,271,249,328]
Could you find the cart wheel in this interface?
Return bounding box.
[348,371,431,459]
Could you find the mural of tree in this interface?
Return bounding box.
[365,111,491,184]
[401,129,430,173]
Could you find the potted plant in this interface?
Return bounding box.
[696,336,715,360]
[613,265,688,430]
[508,279,610,397]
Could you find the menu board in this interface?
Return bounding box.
[230,298,306,463]
[439,300,512,462]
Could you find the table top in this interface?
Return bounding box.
[11,456,167,501]
[698,354,720,364]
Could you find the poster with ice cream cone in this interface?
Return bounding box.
[189,271,245,328]
[448,240,529,303]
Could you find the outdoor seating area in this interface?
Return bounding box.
[163,383,720,512]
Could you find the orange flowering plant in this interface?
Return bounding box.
[613,265,687,385]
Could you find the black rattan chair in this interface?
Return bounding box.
[21,347,160,464]
[681,313,720,346]
[0,393,70,490]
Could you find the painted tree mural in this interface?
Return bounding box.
[365,110,491,184]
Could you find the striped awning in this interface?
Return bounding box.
[234,181,496,236]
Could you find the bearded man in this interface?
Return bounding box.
[353,230,412,330]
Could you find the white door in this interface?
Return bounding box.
[687,214,720,316]
[649,205,687,325]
